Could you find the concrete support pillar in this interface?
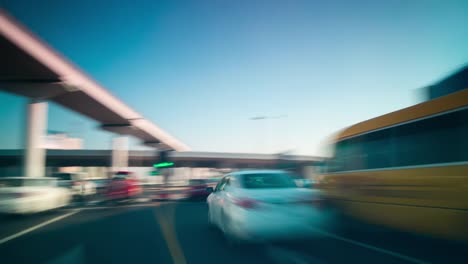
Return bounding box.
[112,136,128,172]
[24,100,48,177]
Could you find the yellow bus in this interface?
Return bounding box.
[319,72,468,241]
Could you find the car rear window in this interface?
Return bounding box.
[241,173,297,189]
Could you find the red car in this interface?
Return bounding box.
[106,172,142,201]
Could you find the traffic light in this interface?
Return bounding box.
[153,162,174,168]
[159,150,169,163]
[153,150,174,168]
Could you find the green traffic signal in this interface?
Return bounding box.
[153,162,174,168]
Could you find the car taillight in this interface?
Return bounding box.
[233,198,261,209]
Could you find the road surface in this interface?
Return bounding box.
[0,201,467,264]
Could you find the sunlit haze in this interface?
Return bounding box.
[1,0,467,154]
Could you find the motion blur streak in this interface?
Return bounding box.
[0,1,468,263]
[319,74,468,241]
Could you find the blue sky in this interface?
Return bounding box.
[1,0,468,155]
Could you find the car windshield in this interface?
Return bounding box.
[241,173,297,189]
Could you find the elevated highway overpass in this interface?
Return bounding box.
[0,10,189,177]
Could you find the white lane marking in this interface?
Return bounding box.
[0,209,80,246]
[135,198,151,202]
[308,228,430,264]
[71,202,162,210]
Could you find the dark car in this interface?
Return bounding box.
[89,178,110,195]
[186,179,212,200]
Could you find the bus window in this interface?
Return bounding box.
[362,128,392,169]
[329,108,468,173]
[393,108,467,167]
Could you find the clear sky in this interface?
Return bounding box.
[1,0,468,155]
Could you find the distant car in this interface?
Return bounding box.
[187,179,211,199]
[0,177,71,214]
[89,178,110,195]
[106,172,142,201]
[72,180,97,199]
[207,170,334,243]
[52,172,74,188]
[52,172,96,200]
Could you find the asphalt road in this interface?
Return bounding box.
[0,201,467,264]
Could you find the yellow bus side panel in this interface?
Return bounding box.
[320,164,468,240]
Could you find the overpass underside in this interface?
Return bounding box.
[0,150,318,169]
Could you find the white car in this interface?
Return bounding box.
[53,172,97,198]
[72,180,97,197]
[0,177,71,214]
[207,170,334,242]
